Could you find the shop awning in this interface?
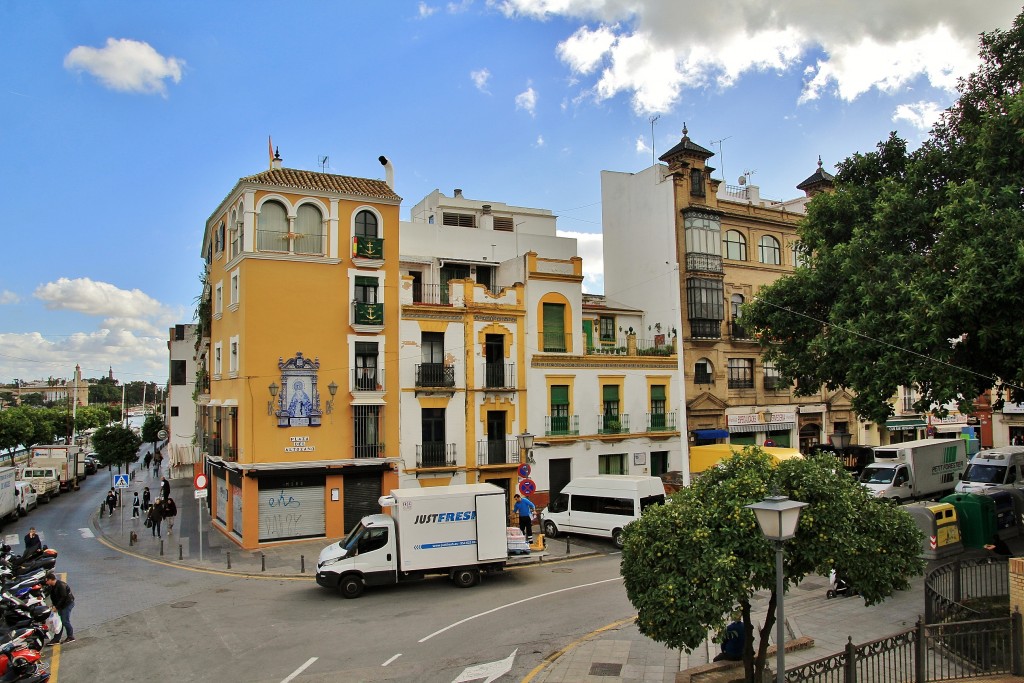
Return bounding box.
[693,429,729,439]
[729,422,795,434]
[885,418,927,431]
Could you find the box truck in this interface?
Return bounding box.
[316,484,533,598]
[860,438,967,504]
[955,446,1024,494]
[30,445,81,491]
[0,468,19,524]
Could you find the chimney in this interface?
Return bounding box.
[271,147,282,170]
[481,204,494,231]
[454,188,463,199]
[378,156,394,190]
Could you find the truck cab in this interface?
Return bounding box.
[317,515,398,598]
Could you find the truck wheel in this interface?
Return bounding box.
[453,568,480,588]
[612,528,625,549]
[890,497,902,506]
[339,575,364,599]
[543,520,559,539]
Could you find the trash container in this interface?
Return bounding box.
[940,493,997,549]
[905,502,963,559]
[982,489,1020,540]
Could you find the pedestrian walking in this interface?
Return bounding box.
[160,476,170,501]
[147,498,164,538]
[105,489,117,516]
[132,492,141,519]
[24,527,42,554]
[513,494,536,541]
[44,571,75,643]
[143,452,152,470]
[153,452,162,478]
[142,486,151,512]
[164,496,177,534]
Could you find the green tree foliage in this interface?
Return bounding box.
[743,11,1024,424]
[19,393,44,407]
[621,449,923,682]
[0,409,33,464]
[88,377,121,404]
[141,413,164,446]
[74,405,113,432]
[91,424,142,471]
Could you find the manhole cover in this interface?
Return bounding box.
[551,568,574,573]
[170,601,197,609]
[590,663,622,676]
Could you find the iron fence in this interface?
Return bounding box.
[925,557,1009,624]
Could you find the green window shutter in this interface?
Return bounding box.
[650,385,666,401]
[602,385,619,402]
[355,276,377,287]
[543,303,565,332]
[551,386,569,405]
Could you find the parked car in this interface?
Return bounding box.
[83,455,98,475]
[14,481,38,517]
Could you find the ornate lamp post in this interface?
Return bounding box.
[517,432,535,465]
[746,495,808,683]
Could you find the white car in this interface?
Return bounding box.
[14,481,38,517]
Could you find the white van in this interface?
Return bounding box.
[955,446,1024,494]
[14,481,37,517]
[540,475,667,548]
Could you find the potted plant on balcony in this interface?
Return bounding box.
[604,418,622,433]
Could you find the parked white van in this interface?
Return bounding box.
[14,481,37,517]
[955,446,1024,494]
[540,475,667,548]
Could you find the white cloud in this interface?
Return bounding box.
[516,86,538,116]
[64,38,184,96]
[495,1,1018,114]
[418,2,438,17]
[635,135,651,154]
[557,230,603,293]
[534,135,545,147]
[893,100,945,132]
[0,290,19,305]
[471,68,491,92]
[447,0,473,13]
[35,278,166,319]
[0,330,169,383]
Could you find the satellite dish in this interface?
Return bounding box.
[738,176,746,185]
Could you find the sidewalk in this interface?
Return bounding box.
[94,468,598,578]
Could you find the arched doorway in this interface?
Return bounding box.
[799,423,821,454]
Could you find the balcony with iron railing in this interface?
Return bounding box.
[545,414,579,437]
[352,235,384,260]
[412,283,448,306]
[542,331,571,353]
[636,339,675,356]
[353,443,384,459]
[416,363,455,388]
[685,253,723,273]
[689,319,722,339]
[730,319,754,340]
[476,439,520,466]
[598,414,629,435]
[352,368,384,392]
[646,412,677,432]
[416,442,457,468]
[481,362,515,390]
[352,301,385,326]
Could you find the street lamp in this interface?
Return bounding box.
[267,382,279,416]
[517,432,535,465]
[831,430,852,450]
[746,494,808,683]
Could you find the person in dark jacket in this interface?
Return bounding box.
[160,477,170,501]
[23,527,42,554]
[713,613,746,662]
[44,571,75,643]
[147,499,164,538]
[105,489,117,516]
[142,486,151,512]
[164,497,177,534]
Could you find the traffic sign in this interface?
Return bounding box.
[194,473,208,489]
[518,463,532,478]
[194,488,208,499]
[113,474,130,489]
[518,478,536,496]
[157,429,168,440]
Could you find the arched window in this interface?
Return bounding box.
[791,241,808,267]
[257,201,289,252]
[294,204,324,255]
[758,235,781,265]
[724,230,746,260]
[694,358,714,385]
[355,210,378,238]
[731,293,744,320]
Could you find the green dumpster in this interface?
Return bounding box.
[940,493,997,549]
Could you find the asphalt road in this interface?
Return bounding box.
[13,448,634,682]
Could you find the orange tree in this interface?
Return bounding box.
[620,448,923,683]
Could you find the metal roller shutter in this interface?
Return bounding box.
[215,474,228,523]
[258,480,325,542]
[231,485,243,537]
[343,473,383,533]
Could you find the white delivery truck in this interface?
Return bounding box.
[860,438,967,504]
[0,468,18,525]
[30,445,81,491]
[316,484,531,598]
[955,446,1024,494]
[541,475,667,548]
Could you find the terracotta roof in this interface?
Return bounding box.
[239,168,401,202]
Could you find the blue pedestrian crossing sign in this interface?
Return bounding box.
[113,474,130,489]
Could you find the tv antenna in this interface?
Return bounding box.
[738,169,756,186]
[649,114,660,171]
[318,155,330,172]
[709,136,732,183]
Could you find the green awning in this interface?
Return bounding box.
[885,418,927,431]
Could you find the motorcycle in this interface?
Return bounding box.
[0,548,57,577]
[0,637,48,681]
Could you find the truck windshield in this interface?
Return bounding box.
[859,468,895,485]
[339,522,366,552]
[963,464,1006,484]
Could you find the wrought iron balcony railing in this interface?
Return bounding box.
[476,439,520,465]
[598,414,629,435]
[646,412,677,432]
[416,363,455,388]
[482,362,515,389]
[416,442,457,468]
[545,414,579,437]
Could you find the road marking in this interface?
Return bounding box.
[4,534,18,546]
[520,616,637,682]
[280,657,317,683]
[79,528,94,538]
[419,576,622,643]
[382,653,401,666]
[452,649,516,682]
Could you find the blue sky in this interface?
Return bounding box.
[1,0,1019,386]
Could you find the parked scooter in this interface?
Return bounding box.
[0,548,57,577]
[0,636,48,681]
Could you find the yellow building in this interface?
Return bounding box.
[199,153,401,549]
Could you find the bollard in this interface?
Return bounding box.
[261,552,266,572]
[301,555,305,573]
[159,540,164,556]
[226,551,231,569]
[99,502,105,519]
[566,534,570,554]
[129,533,134,547]
[179,544,183,560]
